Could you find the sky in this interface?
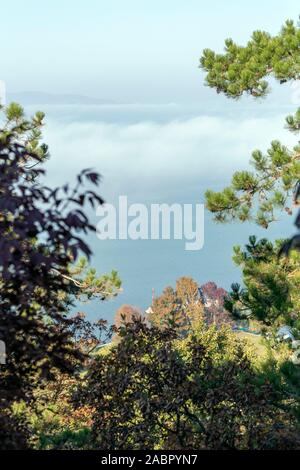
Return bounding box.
[1,0,299,103]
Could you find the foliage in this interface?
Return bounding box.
[148,277,204,334]
[201,19,300,228]
[57,256,121,304]
[0,102,48,162]
[200,281,233,326]
[9,313,113,450]
[114,305,143,328]
[225,236,300,330]
[280,182,300,255]
[77,319,300,450]
[0,103,118,448]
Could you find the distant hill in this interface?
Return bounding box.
[7,91,115,106]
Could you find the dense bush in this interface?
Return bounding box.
[77,319,299,450]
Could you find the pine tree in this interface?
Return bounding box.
[200,18,300,333]
[200,19,300,229]
[225,236,300,330]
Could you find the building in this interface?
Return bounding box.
[276,325,295,342]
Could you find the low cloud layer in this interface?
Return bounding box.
[44,111,295,204]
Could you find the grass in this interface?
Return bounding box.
[235,330,268,359]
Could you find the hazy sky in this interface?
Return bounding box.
[1,0,299,102]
